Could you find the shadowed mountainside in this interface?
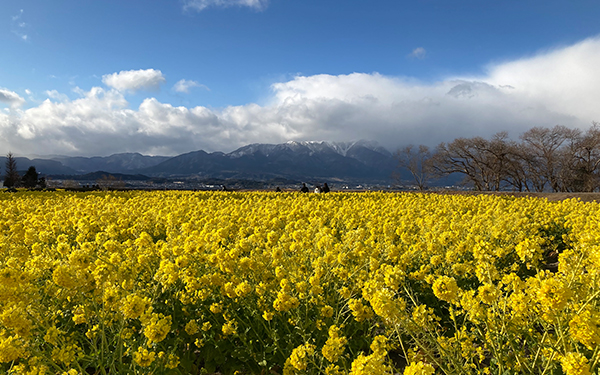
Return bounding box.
[139,141,397,182]
[4,141,400,184]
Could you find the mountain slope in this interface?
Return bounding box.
[7,140,398,184]
[141,140,396,182]
[0,156,79,175]
[51,153,170,173]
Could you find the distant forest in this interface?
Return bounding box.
[396,123,600,192]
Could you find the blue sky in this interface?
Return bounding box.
[2,0,600,156]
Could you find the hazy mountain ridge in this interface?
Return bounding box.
[3,141,398,184]
[0,156,79,175]
[50,153,170,173]
[142,140,396,182]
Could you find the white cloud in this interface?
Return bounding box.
[1,36,600,156]
[173,79,209,93]
[102,69,166,92]
[183,0,268,12]
[482,37,600,123]
[45,90,70,102]
[409,47,427,59]
[12,10,23,21]
[0,89,25,108]
[11,9,28,41]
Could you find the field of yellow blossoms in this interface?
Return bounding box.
[1,190,599,375]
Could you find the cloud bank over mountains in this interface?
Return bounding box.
[1,37,600,157]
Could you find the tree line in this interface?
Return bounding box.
[2,152,126,191]
[396,123,600,192]
[2,152,46,189]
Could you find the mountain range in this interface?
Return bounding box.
[2,141,399,184]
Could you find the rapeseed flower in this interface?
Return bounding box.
[1,191,599,374]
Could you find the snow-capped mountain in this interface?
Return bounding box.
[10,140,398,183]
[229,140,389,158]
[141,140,396,182]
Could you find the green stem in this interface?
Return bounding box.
[531,330,548,370]
[539,351,556,375]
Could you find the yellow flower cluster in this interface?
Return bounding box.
[432,276,460,303]
[349,336,391,375]
[133,347,156,367]
[141,311,172,343]
[286,343,316,373]
[0,190,599,374]
[322,325,348,363]
[560,352,592,375]
[404,361,436,375]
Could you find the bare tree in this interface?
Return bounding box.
[482,132,518,191]
[514,143,546,192]
[394,144,432,190]
[430,138,483,190]
[428,132,528,191]
[430,135,509,191]
[562,123,600,192]
[4,152,20,188]
[519,125,579,192]
[97,174,126,190]
[413,124,600,192]
[504,143,533,192]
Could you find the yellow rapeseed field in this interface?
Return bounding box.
[1,191,599,375]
